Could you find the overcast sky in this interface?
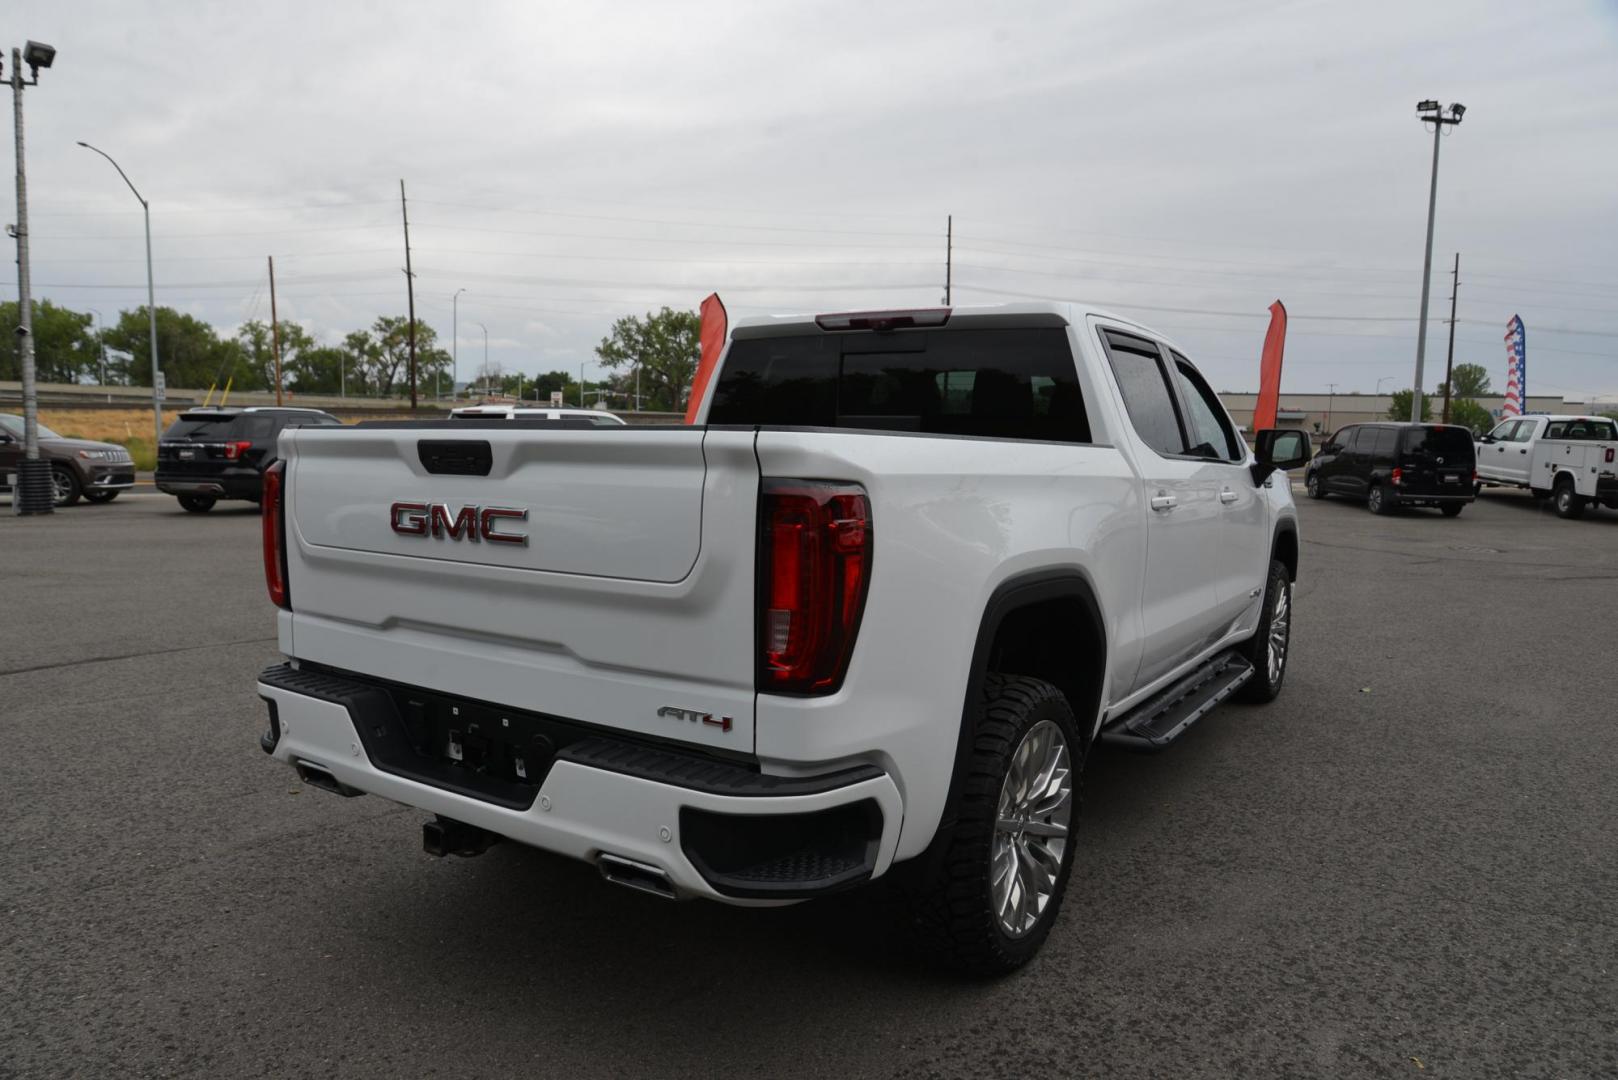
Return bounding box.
[8,0,1618,402]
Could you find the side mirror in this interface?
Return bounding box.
[1252,428,1312,485]
[0,432,14,444]
[1478,434,1494,444]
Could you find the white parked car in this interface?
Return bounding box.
[255,303,1309,971]
[1476,414,1618,518]
[450,405,626,425]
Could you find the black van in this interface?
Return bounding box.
[1304,422,1476,516]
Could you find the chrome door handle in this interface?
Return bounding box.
[1150,493,1178,512]
[1219,489,1238,504]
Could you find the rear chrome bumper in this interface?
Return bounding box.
[256,665,902,904]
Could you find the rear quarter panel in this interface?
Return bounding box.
[751,429,1144,860]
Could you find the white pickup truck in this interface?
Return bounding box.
[254,303,1310,972]
[1476,414,1618,519]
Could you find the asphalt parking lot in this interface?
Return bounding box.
[2,487,1615,1079]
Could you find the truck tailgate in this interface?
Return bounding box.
[279,425,760,753]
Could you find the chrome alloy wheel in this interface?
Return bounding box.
[1267,578,1291,684]
[991,719,1073,938]
[51,469,73,505]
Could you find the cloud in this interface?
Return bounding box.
[9,0,1617,398]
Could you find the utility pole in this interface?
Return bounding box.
[267,256,283,406]
[580,362,586,408]
[400,179,418,408]
[1440,252,1460,424]
[944,214,952,305]
[1326,383,1337,433]
[1410,101,1465,427]
[7,42,56,514]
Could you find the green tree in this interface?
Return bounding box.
[235,319,314,393]
[1387,389,1434,422]
[1441,363,1491,399]
[1448,398,1491,434]
[101,306,239,389]
[287,345,348,395]
[594,306,699,412]
[0,300,101,383]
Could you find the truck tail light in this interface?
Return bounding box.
[1606,448,1614,464]
[262,460,290,610]
[1391,467,1403,486]
[757,480,872,694]
[223,440,253,460]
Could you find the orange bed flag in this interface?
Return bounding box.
[685,293,728,424]
[1252,300,1287,431]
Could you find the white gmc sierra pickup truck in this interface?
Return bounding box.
[255,302,1310,972]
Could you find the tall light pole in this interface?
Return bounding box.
[476,321,488,397]
[6,40,57,515]
[451,287,466,402]
[1375,375,1395,418]
[78,139,162,450]
[1410,100,1465,427]
[1325,382,1337,434]
[86,307,109,399]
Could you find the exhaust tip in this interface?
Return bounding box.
[598,853,677,900]
[422,816,500,858]
[293,760,364,798]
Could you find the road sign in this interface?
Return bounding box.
[550,390,563,406]
[154,371,166,401]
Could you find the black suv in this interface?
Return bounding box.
[156,407,341,512]
[1305,422,1477,516]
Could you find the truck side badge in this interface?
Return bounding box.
[657,705,733,733]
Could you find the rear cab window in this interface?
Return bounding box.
[708,323,1091,443]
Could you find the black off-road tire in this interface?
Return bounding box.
[1235,559,1291,704]
[84,489,119,504]
[1440,503,1464,518]
[178,494,216,513]
[1530,488,1551,501]
[905,675,1084,975]
[51,465,82,507]
[1305,473,1325,499]
[1553,476,1585,520]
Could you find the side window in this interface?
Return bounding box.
[1102,333,1185,457]
[1374,427,1399,462]
[1328,427,1355,453]
[243,416,279,440]
[1169,353,1241,461]
[1545,422,1566,439]
[1512,421,1536,442]
[1487,420,1517,441]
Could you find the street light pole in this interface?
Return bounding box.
[452,288,466,402]
[1410,100,1465,427]
[7,41,57,515]
[476,321,488,397]
[79,139,162,450]
[1325,382,1337,434]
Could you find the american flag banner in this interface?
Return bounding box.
[1502,315,1526,416]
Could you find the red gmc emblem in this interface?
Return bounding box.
[391,502,529,546]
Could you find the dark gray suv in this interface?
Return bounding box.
[0,412,136,507]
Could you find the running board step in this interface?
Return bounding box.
[1100,650,1254,751]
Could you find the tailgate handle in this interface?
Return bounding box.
[418,440,492,476]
